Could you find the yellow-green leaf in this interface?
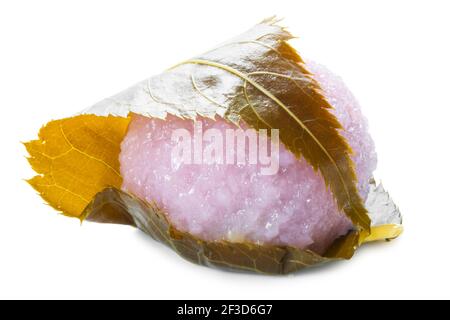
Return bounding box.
[25,115,130,216]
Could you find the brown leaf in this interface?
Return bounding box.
[82,187,356,274]
[83,17,370,230]
[79,180,400,274]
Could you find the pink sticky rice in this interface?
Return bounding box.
[119,62,377,254]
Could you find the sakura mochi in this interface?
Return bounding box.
[119,62,377,254]
[26,18,401,274]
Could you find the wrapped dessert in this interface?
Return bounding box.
[25,17,402,274]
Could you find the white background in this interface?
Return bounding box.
[1,0,449,300]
